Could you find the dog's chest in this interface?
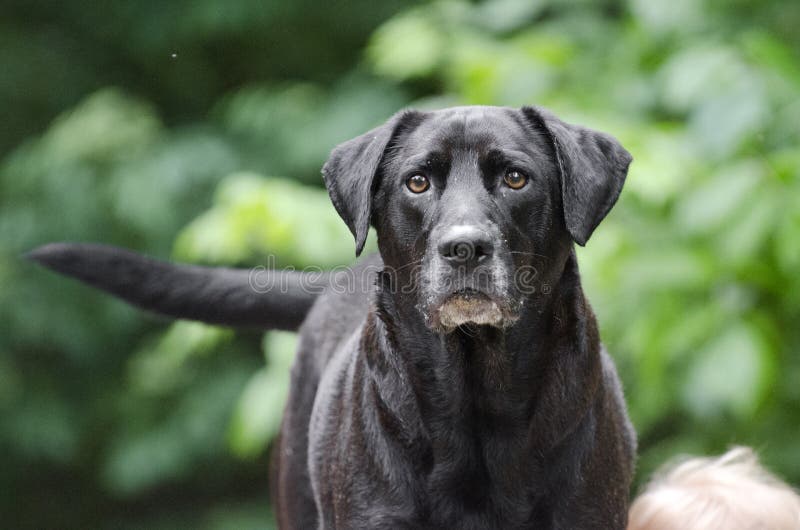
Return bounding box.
[315,391,550,529]
[392,427,549,530]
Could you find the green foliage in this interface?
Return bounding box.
[368,9,447,80]
[2,0,799,528]
[174,173,359,267]
[215,78,407,182]
[228,332,297,459]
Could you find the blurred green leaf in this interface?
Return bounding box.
[674,161,763,235]
[173,173,358,267]
[471,0,545,33]
[228,331,297,458]
[681,323,772,420]
[368,9,445,80]
[128,322,234,395]
[38,88,161,165]
[103,362,252,496]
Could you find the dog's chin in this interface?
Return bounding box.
[431,291,516,332]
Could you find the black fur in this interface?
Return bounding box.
[29,105,637,530]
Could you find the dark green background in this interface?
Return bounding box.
[2,1,799,528]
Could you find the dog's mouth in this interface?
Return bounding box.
[433,288,515,331]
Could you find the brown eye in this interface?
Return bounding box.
[504,170,527,190]
[406,174,430,193]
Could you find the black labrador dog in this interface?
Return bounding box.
[29,105,636,529]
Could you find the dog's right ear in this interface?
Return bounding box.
[322,110,421,256]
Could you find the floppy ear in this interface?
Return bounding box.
[522,106,632,246]
[322,110,420,256]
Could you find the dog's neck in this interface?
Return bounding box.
[370,249,602,446]
[364,249,603,513]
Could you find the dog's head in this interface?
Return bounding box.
[323,106,631,332]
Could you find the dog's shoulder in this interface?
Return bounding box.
[600,346,638,468]
[296,253,382,373]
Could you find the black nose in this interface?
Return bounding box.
[438,226,494,265]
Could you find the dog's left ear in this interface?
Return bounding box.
[522,106,632,246]
[322,110,421,256]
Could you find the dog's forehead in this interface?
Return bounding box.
[403,106,532,154]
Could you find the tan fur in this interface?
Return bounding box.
[628,447,800,530]
[438,295,504,329]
